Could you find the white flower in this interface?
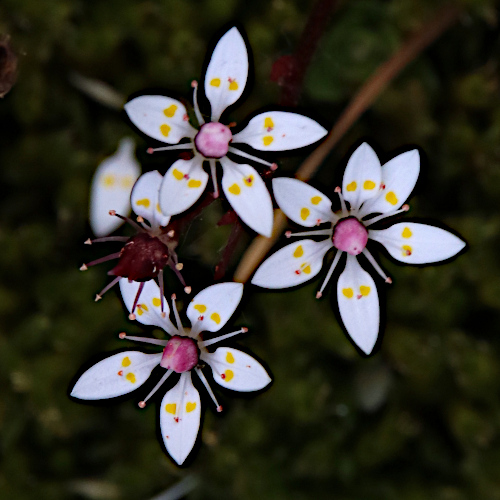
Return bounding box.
[251,143,466,355]
[124,27,327,237]
[71,281,271,465]
[89,137,141,237]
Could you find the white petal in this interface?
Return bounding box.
[202,347,271,392]
[342,143,382,211]
[160,372,201,465]
[251,239,333,289]
[204,27,248,121]
[369,222,465,264]
[159,157,209,216]
[232,111,327,151]
[187,282,243,332]
[71,351,161,400]
[272,178,336,227]
[220,157,273,237]
[119,278,176,334]
[90,138,141,237]
[337,255,380,355]
[125,95,197,144]
[361,150,420,216]
[131,171,171,228]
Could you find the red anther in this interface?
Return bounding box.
[138,401,146,409]
[228,122,237,128]
[175,263,183,271]
[191,80,198,88]
[316,292,322,299]
[402,204,410,211]
[183,114,188,121]
[316,219,321,225]
[270,163,278,171]
[241,327,248,333]
[171,293,176,300]
[136,216,144,223]
[146,147,154,154]
[95,294,102,302]
[84,238,92,245]
[109,210,116,216]
[216,405,223,413]
[285,231,292,238]
[128,313,136,321]
[385,277,392,284]
[80,264,88,271]
[184,286,192,294]
[212,191,219,199]
[167,230,175,238]
[334,186,341,193]
[118,332,126,339]
[161,312,166,318]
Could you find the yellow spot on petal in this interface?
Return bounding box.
[364,180,376,190]
[160,124,171,137]
[194,304,206,313]
[121,176,133,188]
[293,245,304,258]
[211,312,221,324]
[228,80,238,91]
[102,174,115,187]
[226,352,235,364]
[311,196,322,205]
[210,78,221,87]
[165,403,176,414]
[385,191,398,205]
[342,288,354,299]
[137,304,148,316]
[152,297,161,307]
[187,179,202,188]
[224,369,234,382]
[163,104,177,118]
[156,203,161,213]
[300,207,310,221]
[122,356,131,367]
[173,168,184,180]
[264,117,274,129]
[263,135,274,146]
[402,227,412,238]
[302,265,311,274]
[346,181,357,192]
[359,286,371,296]
[126,372,136,383]
[186,402,197,412]
[228,183,241,195]
[141,304,149,312]
[136,198,150,208]
[402,245,412,256]
[243,175,254,187]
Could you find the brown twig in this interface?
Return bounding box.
[234,3,462,283]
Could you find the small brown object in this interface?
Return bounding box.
[0,35,18,98]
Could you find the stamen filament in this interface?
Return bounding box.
[209,159,219,198]
[131,281,145,315]
[286,229,332,238]
[227,146,277,169]
[198,327,248,347]
[83,252,121,269]
[191,80,204,126]
[170,294,185,334]
[85,236,129,244]
[158,269,165,314]
[109,210,145,233]
[189,320,203,339]
[316,250,342,298]
[195,367,223,412]
[95,276,121,301]
[334,187,348,217]
[363,205,409,227]
[138,369,174,408]
[119,332,169,346]
[362,248,392,283]
[146,143,193,154]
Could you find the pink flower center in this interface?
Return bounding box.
[160,336,199,373]
[194,122,232,158]
[332,217,368,256]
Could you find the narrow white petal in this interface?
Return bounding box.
[90,138,141,237]
[361,150,420,216]
[251,239,333,289]
[232,111,327,151]
[119,278,176,334]
[204,27,248,121]
[187,282,243,332]
[131,171,170,228]
[71,351,161,400]
[337,255,380,355]
[160,372,201,465]
[369,222,465,264]
[273,178,336,227]
[220,157,273,237]
[202,348,271,392]
[125,95,197,144]
[159,157,209,216]
[342,143,382,211]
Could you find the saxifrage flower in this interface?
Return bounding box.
[125,26,327,237]
[252,143,466,355]
[71,280,271,465]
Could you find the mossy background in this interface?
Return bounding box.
[1,0,499,498]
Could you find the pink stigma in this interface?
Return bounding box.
[194,122,232,159]
[332,217,368,255]
[160,336,199,373]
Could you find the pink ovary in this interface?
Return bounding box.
[160,336,199,373]
[194,122,232,159]
[333,217,368,256]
